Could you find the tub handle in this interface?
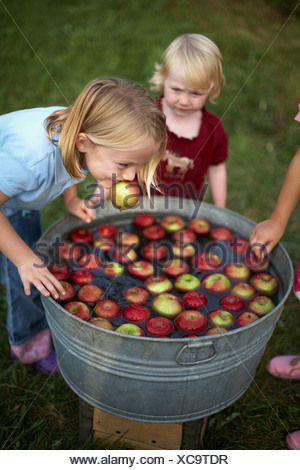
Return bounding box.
[176,341,217,365]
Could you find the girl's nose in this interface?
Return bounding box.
[121,168,136,181]
[179,93,189,105]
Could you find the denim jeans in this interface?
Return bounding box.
[0,210,48,346]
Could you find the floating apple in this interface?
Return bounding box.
[70,270,94,286]
[174,273,201,293]
[112,246,138,265]
[231,282,256,300]
[160,214,185,233]
[175,310,209,334]
[208,310,235,328]
[171,242,195,259]
[219,295,245,313]
[110,180,140,211]
[187,218,211,236]
[172,229,197,244]
[93,236,115,252]
[96,223,118,238]
[124,286,150,305]
[191,252,222,272]
[115,323,145,336]
[52,280,75,304]
[70,227,93,244]
[223,262,250,281]
[205,326,228,336]
[93,299,121,319]
[76,253,102,270]
[230,237,249,255]
[128,260,154,279]
[118,232,140,248]
[202,273,231,294]
[141,242,167,261]
[236,312,260,327]
[183,291,208,309]
[64,301,91,321]
[77,284,103,306]
[88,317,114,330]
[250,273,278,296]
[162,259,189,278]
[102,261,124,277]
[134,213,156,229]
[152,293,183,318]
[144,275,173,295]
[243,252,269,273]
[145,317,174,336]
[248,296,275,316]
[210,227,233,242]
[48,263,70,281]
[143,225,165,240]
[122,304,150,323]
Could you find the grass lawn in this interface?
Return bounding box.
[0,0,299,451]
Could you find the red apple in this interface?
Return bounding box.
[93,299,121,319]
[223,262,250,281]
[230,238,249,255]
[96,223,118,238]
[144,275,173,295]
[128,260,154,279]
[115,323,145,336]
[76,253,102,270]
[160,214,185,233]
[134,213,156,229]
[210,227,233,242]
[48,263,70,281]
[162,259,189,278]
[124,286,150,305]
[152,293,183,318]
[208,310,235,327]
[172,229,197,244]
[145,317,174,336]
[64,301,91,321]
[175,310,209,333]
[187,218,211,236]
[247,295,275,316]
[141,242,167,261]
[77,284,103,306]
[70,227,93,244]
[110,180,140,211]
[191,252,222,272]
[143,225,165,240]
[250,273,278,296]
[52,280,75,304]
[219,295,245,312]
[56,241,82,263]
[236,312,260,327]
[118,232,140,248]
[243,252,269,273]
[205,326,228,336]
[174,273,201,293]
[70,270,94,286]
[112,246,138,265]
[202,273,231,294]
[122,304,150,323]
[231,282,256,300]
[93,236,115,252]
[102,261,124,277]
[88,317,114,330]
[183,291,208,309]
[171,242,195,259]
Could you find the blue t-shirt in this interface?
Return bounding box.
[0,107,86,216]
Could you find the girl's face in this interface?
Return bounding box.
[76,135,159,189]
[163,66,209,117]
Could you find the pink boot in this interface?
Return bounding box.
[286,430,300,450]
[267,355,300,380]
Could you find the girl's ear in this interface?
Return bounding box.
[75,133,89,152]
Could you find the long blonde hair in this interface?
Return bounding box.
[149,34,225,103]
[44,78,166,195]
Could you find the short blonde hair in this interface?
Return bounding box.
[45,78,166,195]
[149,34,225,102]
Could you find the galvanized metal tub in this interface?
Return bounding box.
[39,197,293,423]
